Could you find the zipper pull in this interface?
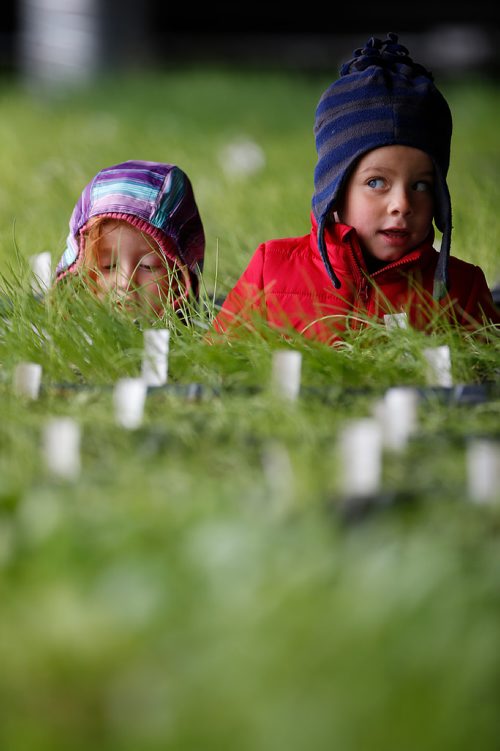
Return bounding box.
[359,278,369,303]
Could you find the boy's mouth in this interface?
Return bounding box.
[379,228,410,246]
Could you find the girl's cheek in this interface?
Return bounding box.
[156,274,183,296]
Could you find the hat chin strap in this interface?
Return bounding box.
[433,220,451,301]
[318,216,342,289]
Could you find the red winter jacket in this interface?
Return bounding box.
[214,215,499,343]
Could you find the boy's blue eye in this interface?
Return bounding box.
[367,178,384,189]
[414,180,432,192]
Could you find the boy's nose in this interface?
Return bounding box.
[388,187,412,215]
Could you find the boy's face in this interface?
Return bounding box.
[337,145,435,263]
[89,220,189,315]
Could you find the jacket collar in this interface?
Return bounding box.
[310,211,436,279]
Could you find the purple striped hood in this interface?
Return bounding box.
[56,160,205,281]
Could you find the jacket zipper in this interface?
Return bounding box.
[359,277,370,304]
[358,252,427,304]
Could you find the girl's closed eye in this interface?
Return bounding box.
[99,259,117,272]
[138,257,165,273]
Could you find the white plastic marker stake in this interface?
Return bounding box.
[218,137,266,178]
[271,350,302,401]
[376,387,419,452]
[141,329,170,386]
[383,312,408,330]
[30,252,52,295]
[423,345,453,387]
[338,418,383,497]
[261,441,295,516]
[113,377,147,430]
[42,418,81,481]
[13,362,42,400]
[466,439,500,504]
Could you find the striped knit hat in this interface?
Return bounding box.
[56,160,205,293]
[313,33,453,300]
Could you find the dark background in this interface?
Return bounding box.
[1,1,500,79]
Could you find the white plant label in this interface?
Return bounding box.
[376,386,419,452]
[113,377,147,430]
[30,252,52,295]
[43,418,81,480]
[338,418,383,497]
[141,329,170,386]
[423,345,453,387]
[271,350,302,401]
[13,362,42,400]
[383,312,408,330]
[219,137,266,178]
[466,439,500,504]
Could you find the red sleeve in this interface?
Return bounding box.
[458,266,500,328]
[213,244,268,333]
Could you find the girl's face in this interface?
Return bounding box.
[86,220,189,315]
[336,145,435,263]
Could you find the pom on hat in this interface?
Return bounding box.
[312,33,453,300]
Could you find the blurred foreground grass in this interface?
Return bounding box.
[0,67,499,750]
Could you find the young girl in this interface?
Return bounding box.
[214,34,499,343]
[55,160,205,317]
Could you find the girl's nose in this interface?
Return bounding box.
[115,263,136,295]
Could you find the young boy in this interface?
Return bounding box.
[214,34,499,342]
[55,160,205,317]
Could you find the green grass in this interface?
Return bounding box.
[0,67,499,750]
